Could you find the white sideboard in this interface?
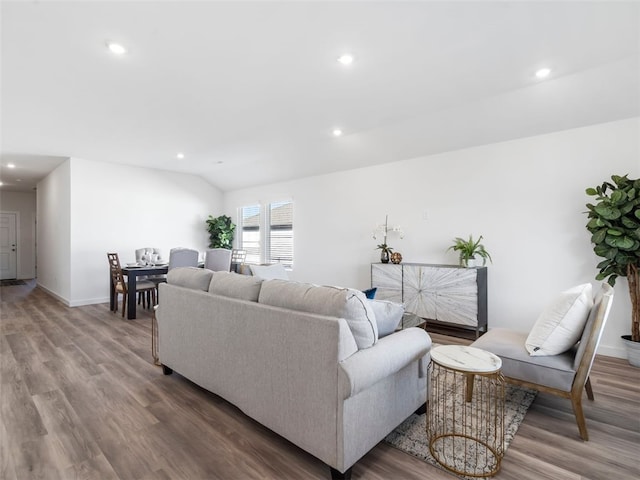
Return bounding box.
[371,263,488,337]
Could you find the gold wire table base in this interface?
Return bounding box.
[427,359,505,478]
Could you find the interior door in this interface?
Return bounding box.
[0,213,18,280]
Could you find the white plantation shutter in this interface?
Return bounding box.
[240,205,261,264]
[268,201,293,268]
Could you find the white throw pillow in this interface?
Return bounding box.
[368,299,405,338]
[525,284,593,356]
[249,263,289,280]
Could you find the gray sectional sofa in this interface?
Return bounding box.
[156,267,432,479]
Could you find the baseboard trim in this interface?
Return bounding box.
[597,344,625,360]
[36,283,108,307]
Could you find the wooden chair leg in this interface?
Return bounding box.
[571,392,589,441]
[585,377,594,401]
[465,373,475,402]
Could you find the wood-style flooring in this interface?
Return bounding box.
[1,281,639,479]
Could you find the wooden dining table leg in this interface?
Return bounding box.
[127,272,137,320]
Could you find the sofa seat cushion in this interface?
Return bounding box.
[472,328,577,391]
[167,267,213,291]
[259,279,378,349]
[209,271,263,301]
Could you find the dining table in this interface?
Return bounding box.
[112,264,169,320]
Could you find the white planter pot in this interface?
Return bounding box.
[621,335,640,367]
[465,258,483,268]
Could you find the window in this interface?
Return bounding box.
[268,201,293,268]
[240,205,261,264]
[238,200,294,268]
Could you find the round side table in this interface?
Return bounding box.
[427,345,505,477]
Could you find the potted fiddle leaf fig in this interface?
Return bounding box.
[206,214,236,249]
[447,234,492,267]
[585,174,640,366]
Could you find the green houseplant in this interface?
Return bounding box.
[585,174,640,365]
[447,234,492,267]
[206,215,236,249]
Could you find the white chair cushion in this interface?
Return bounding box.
[249,263,289,280]
[472,328,577,391]
[368,299,404,338]
[525,283,593,356]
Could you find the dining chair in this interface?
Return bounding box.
[469,283,614,440]
[168,247,199,270]
[135,247,165,265]
[204,248,233,272]
[107,252,157,317]
[136,247,167,294]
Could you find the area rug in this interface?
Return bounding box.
[0,279,26,286]
[385,383,536,479]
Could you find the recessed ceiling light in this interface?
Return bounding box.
[176,152,185,159]
[107,42,127,55]
[535,68,551,79]
[332,129,343,137]
[7,163,15,168]
[337,54,354,66]
[0,182,3,186]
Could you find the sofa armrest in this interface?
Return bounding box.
[338,327,431,399]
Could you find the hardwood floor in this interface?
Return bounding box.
[1,281,639,480]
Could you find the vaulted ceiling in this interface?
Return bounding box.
[1,1,639,192]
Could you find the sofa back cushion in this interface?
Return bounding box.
[258,279,378,349]
[209,271,264,302]
[167,267,213,291]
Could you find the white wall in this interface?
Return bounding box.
[0,190,37,279]
[37,160,72,301]
[224,117,640,358]
[38,157,223,306]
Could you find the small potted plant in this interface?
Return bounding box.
[376,243,393,263]
[447,234,492,267]
[585,174,640,366]
[373,214,404,264]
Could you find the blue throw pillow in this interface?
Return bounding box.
[362,287,377,299]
